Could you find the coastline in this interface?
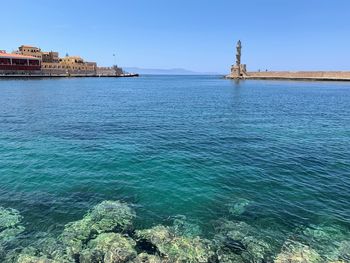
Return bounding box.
[0,73,139,78]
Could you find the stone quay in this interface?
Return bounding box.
[226,41,350,81]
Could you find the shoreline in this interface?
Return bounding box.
[0,73,139,78]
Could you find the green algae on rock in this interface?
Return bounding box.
[33,236,71,262]
[213,220,272,263]
[274,240,321,263]
[129,253,165,263]
[228,198,252,216]
[80,233,137,263]
[59,218,94,256]
[15,254,62,263]
[59,200,135,256]
[5,239,73,263]
[336,241,350,262]
[2,200,350,263]
[0,207,25,248]
[300,224,350,262]
[171,215,202,238]
[0,208,23,230]
[4,201,137,263]
[87,200,136,233]
[135,225,215,263]
[0,227,25,244]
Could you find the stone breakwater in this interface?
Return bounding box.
[1,200,349,263]
[227,71,350,81]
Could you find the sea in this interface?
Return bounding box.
[0,75,349,261]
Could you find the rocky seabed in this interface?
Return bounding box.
[0,200,349,263]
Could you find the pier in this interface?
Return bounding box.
[239,71,350,81]
[226,41,350,81]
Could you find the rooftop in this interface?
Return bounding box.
[0,52,40,60]
[19,45,38,48]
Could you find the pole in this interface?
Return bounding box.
[113,53,116,67]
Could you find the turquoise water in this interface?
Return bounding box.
[0,75,350,261]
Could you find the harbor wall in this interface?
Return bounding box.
[40,67,122,76]
[96,67,123,76]
[42,68,95,76]
[243,71,350,81]
[0,70,42,75]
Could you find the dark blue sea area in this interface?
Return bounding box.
[0,75,349,262]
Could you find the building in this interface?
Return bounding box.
[16,45,98,75]
[16,45,99,75]
[42,51,59,63]
[0,50,41,74]
[41,56,97,75]
[0,44,127,77]
[59,56,96,71]
[18,45,42,60]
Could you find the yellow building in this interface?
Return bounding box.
[18,45,42,60]
[41,56,97,75]
[42,51,59,63]
[11,44,121,76]
[42,56,96,71]
[59,56,95,70]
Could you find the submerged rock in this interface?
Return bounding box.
[221,237,246,254]
[228,198,252,216]
[274,240,321,263]
[0,226,25,244]
[135,225,214,263]
[12,200,350,263]
[0,207,25,260]
[0,207,23,230]
[170,216,202,238]
[33,237,70,262]
[5,200,136,262]
[59,200,135,256]
[299,224,350,262]
[88,200,135,233]
[129,253,165,263]
[337,241,350,262]
[80,233,137,263]
[213,220,272,263]
[5,240,73,263]
[0,245,5,260]
[58,217,93,256]
[15,254,61,263]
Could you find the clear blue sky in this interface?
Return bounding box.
[2,0,350,73]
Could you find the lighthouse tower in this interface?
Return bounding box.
[230,40,247,79]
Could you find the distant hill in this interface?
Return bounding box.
[123,67,220,75]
